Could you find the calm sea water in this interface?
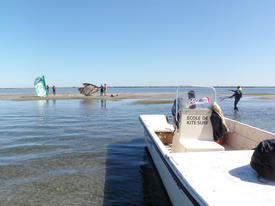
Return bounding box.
[0,91,275,205]
[1,87,275,94]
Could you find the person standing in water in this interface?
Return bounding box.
[100,84,103,96]
[52,85,56,95]
[229,86,242,111]
[103,83,107,96]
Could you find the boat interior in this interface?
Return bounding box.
[146,111,275,153]
[142,86,275,153]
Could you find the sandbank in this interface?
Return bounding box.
[0,92,176,101]
[1,92,275,101]
[254,95,275,100]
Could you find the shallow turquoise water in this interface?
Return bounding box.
[0,96,274,205]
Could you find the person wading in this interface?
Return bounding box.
[229,86,242,111]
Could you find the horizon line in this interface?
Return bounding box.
[1,85,275,89]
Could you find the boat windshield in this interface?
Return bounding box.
[175,87,216,113]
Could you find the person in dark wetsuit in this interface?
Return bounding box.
[229,86,242,111]
[187,90,196,109]
[171,90,196,128]
[171,98,180,128]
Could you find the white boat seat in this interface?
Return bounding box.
[140,114,174,132]
[179,138,224,152]
[172,108,225,152]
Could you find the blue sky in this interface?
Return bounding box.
[0,0,275,88]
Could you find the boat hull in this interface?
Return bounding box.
[142,126,203,206]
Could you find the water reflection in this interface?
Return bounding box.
[36,100,58,113]
[35,100,49,126]
[101,100,106,109]
[80,100,97,107]
[36,100,49,115]
[233,110,241,121]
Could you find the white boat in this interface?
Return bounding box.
[139,87,275,206]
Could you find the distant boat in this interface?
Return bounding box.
[78,83,99,96]
[139,86,275,206]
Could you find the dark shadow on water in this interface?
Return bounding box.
[140,148,173,206]
[80,99,98,107]
[101,100,107,109]
[80,99,107,109]
[229,164,275,186]
[103,139,172,206]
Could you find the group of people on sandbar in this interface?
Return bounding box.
[46,85,56,95]
[99,84,107,96]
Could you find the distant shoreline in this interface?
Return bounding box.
[1,86,275,89]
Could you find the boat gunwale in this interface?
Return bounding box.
[225,117,275,136]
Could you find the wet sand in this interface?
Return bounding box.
[255,95,275,100]
[1,92,275,101]
[0,92,176,101]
